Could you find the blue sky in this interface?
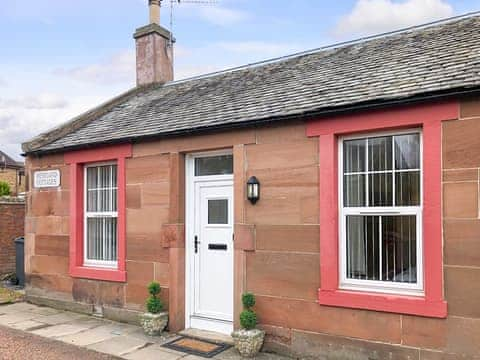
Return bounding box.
[1,0,478,160]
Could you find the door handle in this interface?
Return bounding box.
[194,235,200,254]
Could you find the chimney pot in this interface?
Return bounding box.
[149,0,161,25]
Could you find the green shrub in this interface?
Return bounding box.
[145,281,163,314]
[148,281,161,296]
[146,296,163,313]
[242,293,255,308]
[0,181,10,196]
[240,309,257,330]
[239,292,258,330]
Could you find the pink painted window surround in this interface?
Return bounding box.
[306,101,458,318]
[65,144,132,283]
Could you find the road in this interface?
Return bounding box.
[0,325,120,360]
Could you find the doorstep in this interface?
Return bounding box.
[0,302,289,359]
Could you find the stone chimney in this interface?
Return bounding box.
[134,0,174,86]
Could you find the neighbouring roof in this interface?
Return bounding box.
[23,13,480,155]
[0,150,23,169]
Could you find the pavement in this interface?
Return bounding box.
[0,302,289,360]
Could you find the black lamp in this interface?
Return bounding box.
[247,176,260,204]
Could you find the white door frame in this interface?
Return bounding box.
[185,149,234,334]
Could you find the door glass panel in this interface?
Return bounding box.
[208,199,228,224]
[195,155,233,176]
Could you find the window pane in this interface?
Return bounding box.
[86,217,118,262]
[86,165,117,212]
[195,155,233,176]
[382,216,417,283]
[395,134,420,170]
[346,216,380,280]
[344,139,366,173]
[208,199,228,224]
[395,171,420,206]
[344,174,365,207]
[368,173,393,206]
[368,136,392,171]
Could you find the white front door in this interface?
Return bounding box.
[186,152,234,335]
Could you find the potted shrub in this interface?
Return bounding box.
[231,293,265,358]
[139,282,168,336]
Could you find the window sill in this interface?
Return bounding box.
[70,266,126,283]
[318,288,447,318]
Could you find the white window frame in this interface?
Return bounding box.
[338,128,424,296]
[83,162,118,269]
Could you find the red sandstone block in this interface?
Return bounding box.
[30,255,68,275]
[444,219,480,267]
[443,182,478,218]
[402,315,447,350]
[126,154,169,184]
[126,185,141,209]
[446,316,480,357]
[443,118,480,168]
[142,182,169,206]
[460,96,480,118]
[246,140,318,171]
[445,266,480,318]
[255,295,402,344]
[246,251,319,300]
[255,122,307,145]
[256,225,319,253]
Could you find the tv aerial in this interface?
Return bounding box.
[164,0,219,46]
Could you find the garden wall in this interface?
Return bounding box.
[0,198,25,276]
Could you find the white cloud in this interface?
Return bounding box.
[170,2,249,26]
[0,93,68,109]
[0,77,7,87]
[197,6,249,26]
[334,0,454,37]
[54,50,136,85]
[0,95,108,160]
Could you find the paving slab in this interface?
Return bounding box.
[9,319,48,331]
[123,344,184,360]
[87,334,150,357]
[59,326,121,346]
[32,311,87,325]
[0,302,39,313]
[31,323,90,338]
[25,305,62,316]
[0,312,38,325]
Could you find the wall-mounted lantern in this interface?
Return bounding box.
[247,176,260,204]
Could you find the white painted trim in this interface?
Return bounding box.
[338,129,424,296]
[185,150,234,334]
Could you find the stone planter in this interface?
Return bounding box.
[140,312,168,336]
[231,329,265,358]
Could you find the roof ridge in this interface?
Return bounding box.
[165,11,480,87]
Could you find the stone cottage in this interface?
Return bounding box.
[21,3,480,359]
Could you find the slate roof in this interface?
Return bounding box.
[24,14,480,154]
[0,150,23,168]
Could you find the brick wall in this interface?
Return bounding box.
[0,200,25,275]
